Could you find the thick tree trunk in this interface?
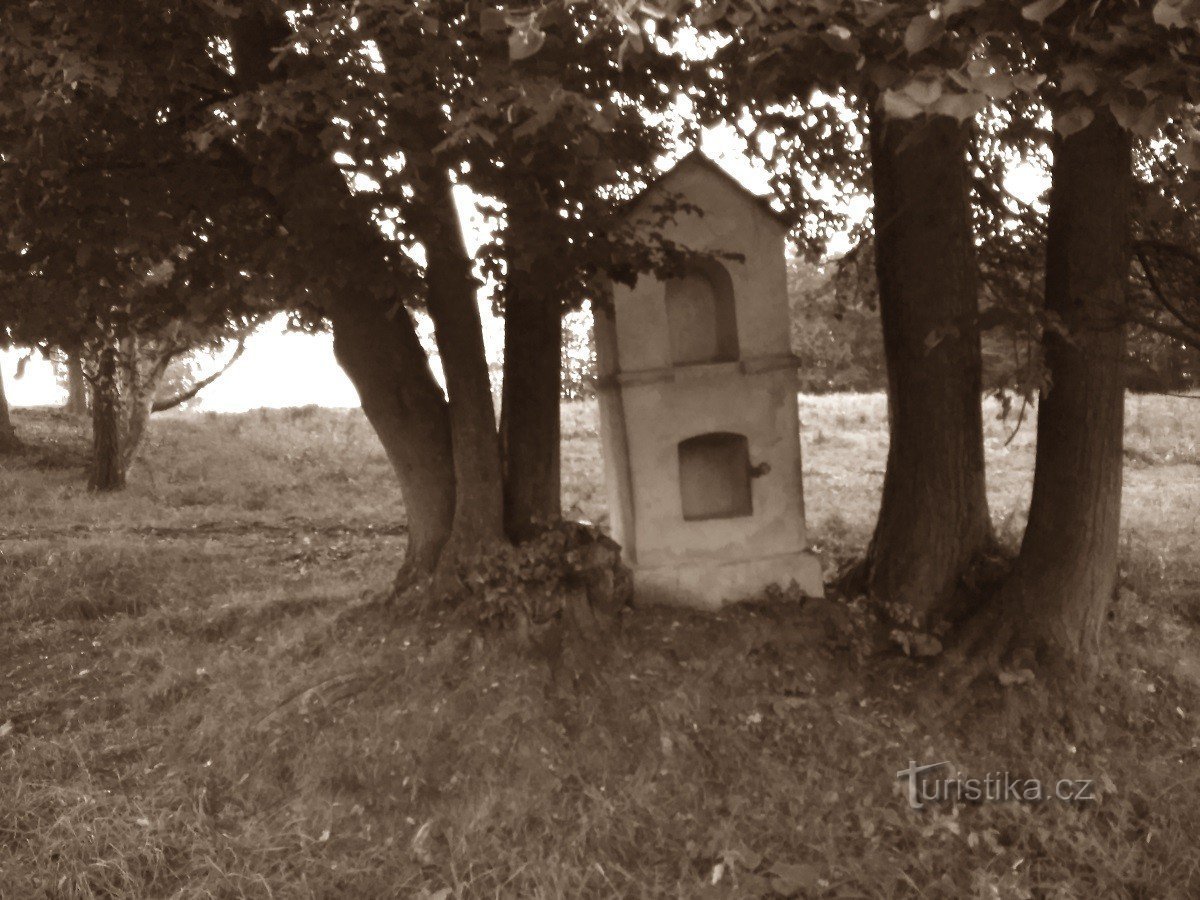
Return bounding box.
[0,365,20,452]
[331,300,457,577]
[228,8,500,587]
[89,342,125,492]
[417,168,506,570]
[500,268,562,542]
[260,149,459,580]
[65,350,88,416]
[859,109,992,625]
[226,0,459,578]
[987,111,1132,671]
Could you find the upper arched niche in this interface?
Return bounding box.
[663,260,739,366]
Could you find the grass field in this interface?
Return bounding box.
[1,395,1198,898]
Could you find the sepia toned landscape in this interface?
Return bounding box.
[6,1,1200,897]
[3,396,1197,897]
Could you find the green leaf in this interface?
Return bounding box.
[1059,62,1099,96]
[1153,0,1188,28]
[509,23,545,61]
[819,24,860,56]
[903,14,944,56]
[1009,73,1042,95]
[940,0,984,16]
[1110,99,1169,138]
[933,90,987,122]
[881,88,924,119]
[1021,0,1067,23]
[1054,106,1094,138]
[975,72,1018,100]
[903,79,942,108]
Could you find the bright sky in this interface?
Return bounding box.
[2,127,1049,413]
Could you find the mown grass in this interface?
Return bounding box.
[1,395,1198,898]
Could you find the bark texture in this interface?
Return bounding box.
[65,351,89,415]
[500,267,563,542]
[121,333,172,470]
[414,167,506,571]
[859,110,993,624]
[988,111,1133,670]
[330,300,457,577]
[0,365,20,452]
[87,331,175,491]
[226,8,549,592]
[89,342,125,492]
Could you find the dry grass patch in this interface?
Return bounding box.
[1,396,1198,898]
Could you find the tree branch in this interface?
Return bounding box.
[1123,309,1200,355]
[1135,237,1200,268]
[1134,246,1200,337]
[151,336,247,413]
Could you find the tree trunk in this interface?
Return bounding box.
[858,109,992,625]
[500,267,562,541]
[331,300,457,578]
[65,350,88,416]
[121,335,174,472]
[89,341,125,492]
[0,365,20,452]
[123,392,155,470]
[80,328,180,489]
[416,168,506,572]
[987,111,1133,671]
[262,150,459,580]
[227,8,499,587]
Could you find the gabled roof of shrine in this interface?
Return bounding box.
[627,149,793,231]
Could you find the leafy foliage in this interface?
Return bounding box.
[789,258,887,392]
[459,519,633,633]
[561,310,598,400]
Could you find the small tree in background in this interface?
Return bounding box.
[0,3,279,490]
[62,349,90,416]
[0,364,19,452]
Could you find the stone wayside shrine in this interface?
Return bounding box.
[595,151,824,609]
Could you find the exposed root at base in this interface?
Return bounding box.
[938,584,1092,700]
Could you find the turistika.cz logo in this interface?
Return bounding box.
[896,761,1098,810]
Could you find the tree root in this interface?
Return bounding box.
[937,579,1093,707]
[832,555,870,600]
[940,598,1020,693]
[835,541,1009,635]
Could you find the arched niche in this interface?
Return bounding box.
[664,260,739,366]
[678,432,752,521]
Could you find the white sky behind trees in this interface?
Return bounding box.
[2,125,1048,412]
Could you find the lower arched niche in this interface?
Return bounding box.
[677,432,753,521]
